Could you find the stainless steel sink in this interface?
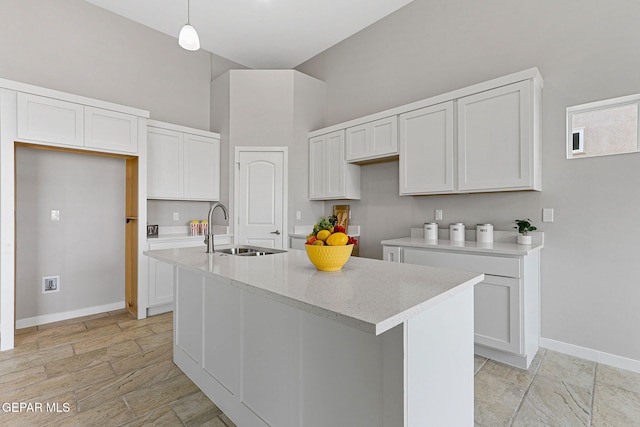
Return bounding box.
[216,245,286,256]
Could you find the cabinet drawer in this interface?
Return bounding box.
[402,248,522,278]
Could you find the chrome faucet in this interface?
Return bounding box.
[205,202,228,253]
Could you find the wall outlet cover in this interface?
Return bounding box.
[42,275,60,294]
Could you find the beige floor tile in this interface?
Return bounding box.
[118,312,172,330]
[36,312,108,331]
[591,383,640,427]
[15,326,38,335]
[124,372,200,417]
[72,325,154,355]
[171,391,223,426]
[76,359,182,411]
[537,350,596,389]
[38,324,121,350]
[120,406,184,427]
[512,374,591,427]
[47,397,134,427]
[0,391,76,426]
[0,365,47,393]
[45,339,142,378]
[474,369,527,426]
[14,322,88,347]
[0,344,74,375]
[0,341,40,364]
[135,330,173,351]
[111,342,173,376]
[149,320,174,334]
[595,363,640,395]
[480,349,544,388]
[83,311,136,330]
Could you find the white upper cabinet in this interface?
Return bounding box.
[147,127,184,199]
[309,130,361,200]
[399,102,454,195]
[184,133,220,200]
[346,116,398,162]
[85,107,138,154]
[457,80,539,192]
[147,120,221,201]
[309,68,543,197]
[17,93,84,147]
[16,92,142,155]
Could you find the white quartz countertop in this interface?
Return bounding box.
[144,246,483,335]
[381,237,543,256]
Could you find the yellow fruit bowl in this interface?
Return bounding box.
[305,244,354,272]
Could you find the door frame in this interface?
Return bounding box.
[233,147,288,248]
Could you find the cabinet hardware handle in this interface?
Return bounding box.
[271,230,281,235]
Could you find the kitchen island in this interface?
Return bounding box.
[144,246,483,427]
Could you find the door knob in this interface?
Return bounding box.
[271,230,281,235]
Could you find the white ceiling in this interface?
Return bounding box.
[84,0,415,69]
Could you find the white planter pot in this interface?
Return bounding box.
[517,235,532,245]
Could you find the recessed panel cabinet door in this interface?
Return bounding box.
[325,131,346,198]
[308,135,326,199]
[85,107,138,154]
[399,101,454,194]
[17,93,84,147]
[457,80,532,191]
[147,127,184,199]
[184,134,220,200]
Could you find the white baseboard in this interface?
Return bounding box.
[540,337,640,374]
[15,301,126,329]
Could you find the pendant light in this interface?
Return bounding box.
[179,0,200,51]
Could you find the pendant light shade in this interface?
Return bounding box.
[179,0,200,51]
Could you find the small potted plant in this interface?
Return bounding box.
[514,219,537,245]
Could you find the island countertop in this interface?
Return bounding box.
[144,246,483,335]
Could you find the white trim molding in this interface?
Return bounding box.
[15,301,126,329]
[540,337,640,374]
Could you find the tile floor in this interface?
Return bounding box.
[0,310,235,426]
[2,309,639,426]
[474,349,640,426]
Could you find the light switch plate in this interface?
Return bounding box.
[51,210,60,221]
[173,212,180,221]
[435,210,443,221]
[543,208,554,222]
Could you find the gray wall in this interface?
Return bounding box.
[1,0,243,322]
[0,0,242,130]
[16,148,125,321]
[297,0,640,361]
[211,70,326,235]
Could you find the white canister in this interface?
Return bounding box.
[476,224,494,243]
[449,223,465,242]
[424,222,438,240]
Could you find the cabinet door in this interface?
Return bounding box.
[382,246,401,263]
[308,135,326,199]
[346,117,398,162]
[474,275,522,354]
[324,131,346,198]
[399,102,454,194]
[147,127,184,199]
[17,93,84,147]
[457,80,532,191]
[148,257,174,306]
[85,107,138,153]
[184,134,220,200]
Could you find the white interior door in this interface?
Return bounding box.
[236,148,287,249]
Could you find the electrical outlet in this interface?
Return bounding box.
[435,210,443,221]
[42,275,60,294]
[51,210,60,221]
[543,208,554,222]
[173,212,180,221]
[296,211,301,220]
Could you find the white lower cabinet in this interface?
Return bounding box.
[384,245,540,369]
[147,236,230,315]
